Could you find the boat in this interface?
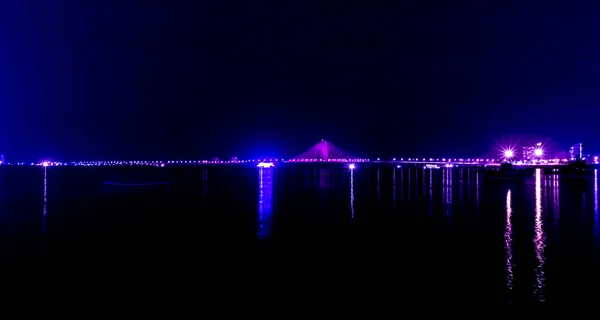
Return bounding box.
[483,163,524,180]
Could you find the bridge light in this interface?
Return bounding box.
[349,163,356,170]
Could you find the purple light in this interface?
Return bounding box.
[42,162,49,167]
[534,148,543,157]
[504,150,514,158]
[348,163,356,170]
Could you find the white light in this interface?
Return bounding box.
[534,148,543,156]
[257,162,274,168]
[349,164,356,170]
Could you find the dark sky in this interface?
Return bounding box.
[1,1,600,161]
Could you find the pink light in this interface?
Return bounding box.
[504,150,514,158]
[534,148,543,156]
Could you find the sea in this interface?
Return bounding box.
[0,164,598,312]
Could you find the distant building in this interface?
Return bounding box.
[522,146,535,161]
[569,142,586,162]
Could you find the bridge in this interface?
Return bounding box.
[0,139,575,167]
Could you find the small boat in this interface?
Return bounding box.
[483,163,524,180]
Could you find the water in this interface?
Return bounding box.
[1,165,599,310]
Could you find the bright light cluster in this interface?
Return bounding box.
[257,162,274,168]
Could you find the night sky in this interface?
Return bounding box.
[2,1,600,161]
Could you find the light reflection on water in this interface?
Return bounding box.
[407,168,411,201]
[392,168,396,209]
[595,169,598,238]
[350,169,355,220]
[400,168,404,201]
[533,168,546,302]
[243,166,599,304]
[443,168,453,215]
[202,167,208,200]
[505,189,514,300]
[553,174,560,230]
[43,167,47,233]
[41,166,48,264]
[429,169,433,215]
[475,170,479,212]
[376,168,380,208]
[258,167,273,239]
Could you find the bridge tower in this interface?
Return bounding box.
[293,139,354,160]
[319,139,329,160]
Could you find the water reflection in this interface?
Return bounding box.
[376,168,380,208]
[414,169,418,199]
[582,192,587,217]
[408,168,411,201]
[505,189,514,298]
[350,169,355,220]
[553,175,560,230]
[43,167,47,233]
[595,169,598,238]
[422,168,426,199]
[41,166,47,264]
[533,169,546,302]
[459,168,463,203]
[429,169,433,203]
[392,168,396,209]
[443,168,453,215]
[258,168,273,239]
[202,168,208,199]
[319,169,330,189]
[475,170,479,212]
[400,168,404,201]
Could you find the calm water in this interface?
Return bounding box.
[1,165,599,309]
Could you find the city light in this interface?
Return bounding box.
[42,162,49,167]
[348,163,356,170]
[504,149,514,159]
[534,148,543,157]
[257,162,274,168]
